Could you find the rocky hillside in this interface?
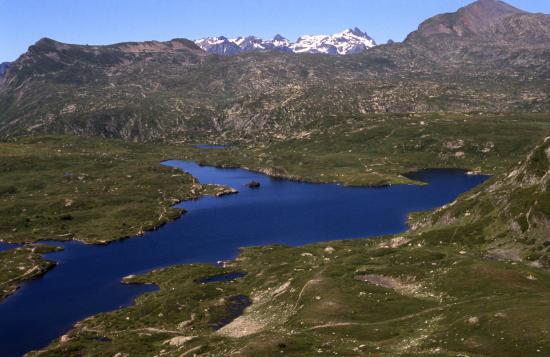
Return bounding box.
[412,136,550,269]
[195,28,377,55]
[0,0,549,141]
[408,0,526,39]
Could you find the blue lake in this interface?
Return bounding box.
[0,243,19,253]
[0,161,488,356]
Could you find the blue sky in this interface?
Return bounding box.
[2,0,550,62]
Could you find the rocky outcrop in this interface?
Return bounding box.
[246,181,261,189]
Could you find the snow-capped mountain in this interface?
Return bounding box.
[195,28,376,55]
[291,28,376,55]
[193,37,242,56]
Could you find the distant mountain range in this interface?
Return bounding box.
[195,28,377,55]
[0,62,10,76]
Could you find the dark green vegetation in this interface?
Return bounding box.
[0,244,59,300]
[0,2,549,141]
[187,113,550,186]
[0,135,240,303]
[0,136,234,245]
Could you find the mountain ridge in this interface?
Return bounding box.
[195,28,377,55]
[407,0,550,43]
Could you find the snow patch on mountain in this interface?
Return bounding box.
[196,27,376,55]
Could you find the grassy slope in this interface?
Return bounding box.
[411,136,550,268]
[0,135,236,303]
[0,136,228,245]
[187,113,550,186]
[32,128,550,357]
[0,244,59,300]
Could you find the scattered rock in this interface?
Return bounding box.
[177,314,196,330]
[467,316,480,325]
[163,336,196,347]
[246,181,261,189]
[379,236,411,248]
[215,187,238,197]
[445,140,464,150]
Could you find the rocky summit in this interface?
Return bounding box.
[407,0,550,44]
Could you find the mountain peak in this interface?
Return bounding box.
[462,0,526,18]
[196,28,376,56]
[408,0,528,39]
[345,27,368,37]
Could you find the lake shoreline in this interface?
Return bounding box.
[0,161,489,306]
[0,160,489,356]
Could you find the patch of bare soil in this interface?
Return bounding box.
[378,236,411,248]
[216,280,295,338]
[355,274,437,299]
